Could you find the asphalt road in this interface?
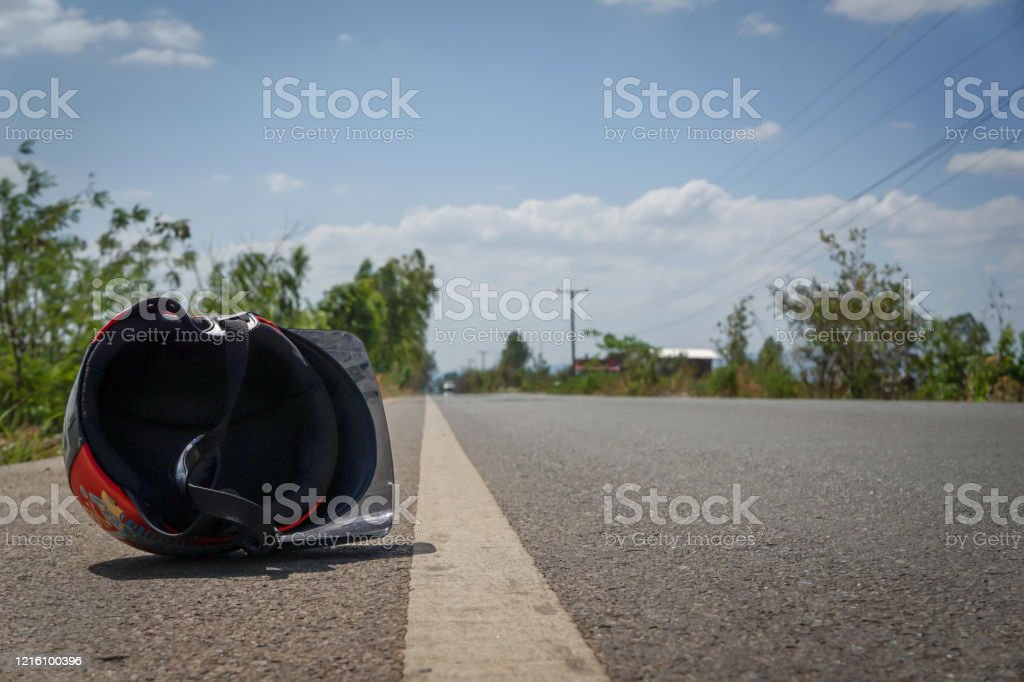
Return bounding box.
[2,394,1023,680]
[0,398,426,680]
[436,395,1024,680]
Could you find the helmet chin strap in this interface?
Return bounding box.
[165,316,279,555]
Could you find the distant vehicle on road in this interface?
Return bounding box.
[442,380,456,394]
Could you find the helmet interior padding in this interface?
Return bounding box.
[79,317,338,531]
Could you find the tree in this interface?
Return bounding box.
[499,332,531,372]
[0,142,194,428]
[319,263,386,352]
[207,243,316,328]
[597,333,659,394]
[714,295,755,367]
[966,325,1024,402]
[756,337,785,370]
[493,331,532,388]
[776,228,922,399]
[319,250,437,390]
[753,338,800,398]
[914,313,989,400]
[530,352,550,375]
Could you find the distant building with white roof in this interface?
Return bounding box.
[657,348,722,377]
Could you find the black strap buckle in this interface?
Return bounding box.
[166,316,282,553]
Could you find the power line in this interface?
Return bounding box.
[604,117,960,324]
[637,0,952,248]
[603,20,1023,325]
[727,2,964,188]
[714,0,939,186]
[630,138,1016,337]
[755,15,1024,198]
[793,142,1014,274]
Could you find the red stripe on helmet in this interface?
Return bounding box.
[255,315,281,330]
[276,498,325,533]
[69,444,230,550]
[92,307,132,343]
[69,444,156,546]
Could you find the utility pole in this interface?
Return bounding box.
[478,350,488,371]
[558,286,589,376]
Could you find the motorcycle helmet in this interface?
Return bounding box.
[63,297,395,556]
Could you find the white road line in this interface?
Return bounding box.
[403,398,608,681]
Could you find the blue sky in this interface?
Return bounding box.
[2,0,1023,372]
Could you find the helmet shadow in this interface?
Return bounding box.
[87,540,436,581]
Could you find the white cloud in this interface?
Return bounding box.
[750,120,782,142]
[0,0,213,66]
[337,32,353,44]
[889,120,916,130]
[947,149,1024,177]
[826,0,998,23]
[0,0,130,56]
[114,48,213,68]
[333,183,352,194]
[208,173,232,184]
[597,0,713,12]
[296,180,1024,304]
[240,178,1022,370]
[139,18,203,50]
[870,191,1022,246]
[738,13,781,36]
[262,173,305,193]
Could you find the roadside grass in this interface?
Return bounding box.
[377,373,425,399]
[0,424,61,465]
